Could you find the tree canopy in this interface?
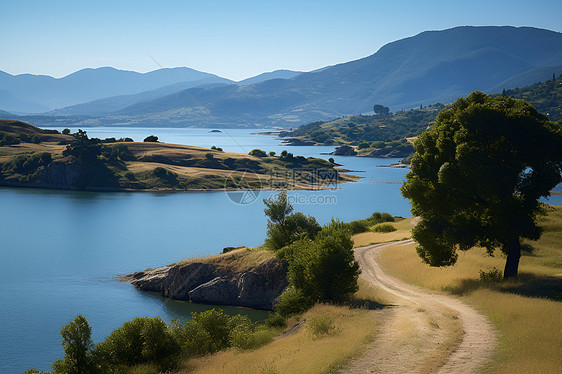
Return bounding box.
[401,91,562,278]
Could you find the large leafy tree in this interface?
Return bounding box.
[401,91,562,278]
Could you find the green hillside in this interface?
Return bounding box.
[501,75,562,122]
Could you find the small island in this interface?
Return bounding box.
[0,119,354,192]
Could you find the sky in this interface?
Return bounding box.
[2,0,562,81]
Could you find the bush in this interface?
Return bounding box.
[143,135,158,142]
[263,313,287,328]
[96,317,179,371]
[274,287,313,317]
[479,267,503,283]
[152,167,178,186]
[358,142,371,149]
[287,220,360,303]
[372,223,397,233]
[306,315,337,338]
[62,128,71,135]
[249,149,267,157]
[347,220,369,234]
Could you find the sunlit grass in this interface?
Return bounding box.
[181,304,378,374]
[352,216,415,247]
[377,205,562,374]
[176,246,275,273]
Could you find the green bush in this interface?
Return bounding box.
[347,220,369,234]
[372,223,397,233]
[287,220,360,303]
[249,149,267,157]
[274,287,313,317]
[96,317,179,372]
[152,167,178,186]
[263,313,287,328]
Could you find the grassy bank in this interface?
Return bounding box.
[376,205,562,373]
[181,304,378,374]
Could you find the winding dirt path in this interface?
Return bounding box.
[343,240,497,373]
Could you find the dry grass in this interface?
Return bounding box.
[181,304,378,374]
[176,246,275,273]
[352,217,415,247]
[377,205,562,374]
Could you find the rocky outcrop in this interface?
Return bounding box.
[119,257,288,310]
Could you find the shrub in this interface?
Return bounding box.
[152,167,178,186]
[249,149,267,157]
[306,315,337,338]
[263,313,287,328]
[274,287,313,317]
[347,220,369,234]
[143,135,158,142]
[479,267,503,283]
[268,151,276,157]
[372,223,397,233]
[358,142,371,149]
[96,317,179,371]
[287,220,360,303]
[62,128,71,135]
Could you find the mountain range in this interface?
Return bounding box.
[2,26,561,128]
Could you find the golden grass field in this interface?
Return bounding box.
[181,304,378,374]
[376,205,562,374]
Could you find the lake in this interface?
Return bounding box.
[0,127,417,373]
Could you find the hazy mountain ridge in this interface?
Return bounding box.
[108,26,562,127]
[2,26,562,127]
[0,67,233,112]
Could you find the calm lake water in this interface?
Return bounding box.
[0,127,418,373]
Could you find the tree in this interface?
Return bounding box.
[286,220,360,302]
[373,104,390,115]
[62,128,71,135]
[62,130,101,163]
[249,149,267,157]
[264,191,293,226]
[401,91,562,278]
[144,135,158,142]
[52,315,96,374]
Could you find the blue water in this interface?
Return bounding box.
[0,128,415,373]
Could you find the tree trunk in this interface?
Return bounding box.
[503,238,521,279]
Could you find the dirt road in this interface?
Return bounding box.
[343,240,496,373]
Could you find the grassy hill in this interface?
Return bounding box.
[0,120,351,191]
[501,75,562,122]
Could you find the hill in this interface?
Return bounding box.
[501,75,562,122]
[0,120,351,191]
[0,67,233,112]
[237,70,303,85]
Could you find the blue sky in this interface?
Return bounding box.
[2,0,562,80]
